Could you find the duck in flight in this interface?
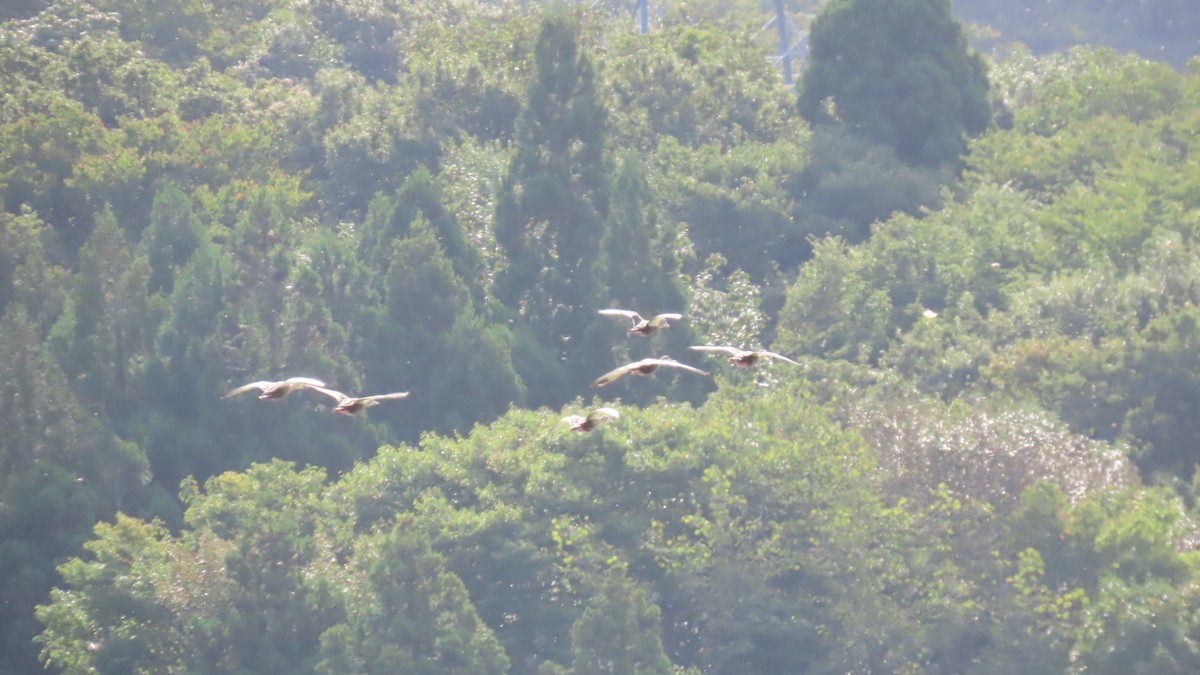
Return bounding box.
[559,407,620,432]
[598,309,683,337]
[310,386,410,415]
[592,356,708,387]
[690,345,801,368]
[224,377,326,400]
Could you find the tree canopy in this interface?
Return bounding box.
[1,0,1200,673]
[798,0,993,167]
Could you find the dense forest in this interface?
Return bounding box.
[2,0,1200,672]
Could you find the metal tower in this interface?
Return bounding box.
[589,0,650,35]
[586,0,808,85]
[761,0,807,86]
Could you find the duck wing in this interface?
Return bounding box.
[558,414,586,427]
[690,345,745,358]
[587,407,620,422]
[758,351,801,366]
[646,313,682,328]
[599,308,643,324]
[282,376,326,388]
[592,363,637,387]
[309,386,351,403]
[224,381,274,398]
[359,392,410,403]
[652,358,709,376]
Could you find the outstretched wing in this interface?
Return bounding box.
[558,415,586,428]
[599,308,643,324]
[647,313,683,328]
[587,407,620,422]
[758,351,801,366]
[223,381,273,398]
[282,376,326,388]
[592,363,635,387]
[360,392,410,403]
[690,345,744,357]
[654,358,709,377]
[309,385,351,403]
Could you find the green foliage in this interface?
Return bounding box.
[315,517,510,675]
[791,127,947,245]
[362,215,525,438]
[603,23,800,150]
[1072,577,1200,674]
[494,8,609,318]
[799,0,991,167]
[565,565,674,675]
[655,135,810,278]
[9,4,1200,675]
[144,181,201,295]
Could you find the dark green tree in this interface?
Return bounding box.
[362,216,524,438]
[360,168,486,307]
[0,208,68,332]
[598,154,685,317]
[1,303,151,674]
[493,8,610,402]
[798,0,991,167]
[47,208,155,417]
[144,181,201,295]
[137,235,233,489]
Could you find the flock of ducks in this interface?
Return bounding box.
[224,377,409,415]
[561,308,801,432]
[225,308,799,431]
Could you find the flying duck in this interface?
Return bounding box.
[689,345,801,368]
[559,407,620,432]
[224,377,326,400]
[310,386,410,415]
[599,309,683,336]
[592,356,708,387]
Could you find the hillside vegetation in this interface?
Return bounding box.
[2,0,1200,672]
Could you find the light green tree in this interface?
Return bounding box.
[316,517,510,675]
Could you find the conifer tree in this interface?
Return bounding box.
[144,181,201,296]
[494,9,610,399]
[366,216,524,438]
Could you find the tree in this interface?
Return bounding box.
[565,566,675,675]
[362,216,524,439]
[1,306,149,675]
[494,8,610,401]
[0,208,68,332]
[798,0,991,167]
[316,518,510,675]
[46,208,158,419]
[35,515,182,673]
[599,156,684,302]
[359,168,486,307]
[144,181,201,295]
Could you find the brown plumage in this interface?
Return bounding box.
[599,309,683,336]
[592,356,708,387]
[224,377,326,400]
[690,345,801,368]
[310,386,410,415]
[559,407,620,432]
